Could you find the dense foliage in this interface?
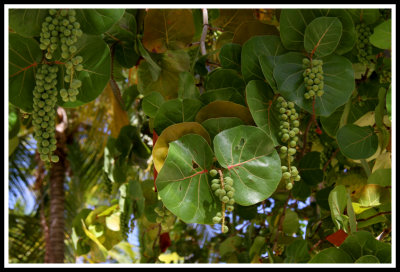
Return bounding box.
[8,7,392,264]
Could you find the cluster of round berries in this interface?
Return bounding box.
[39,9,83,60]
[155,206,174,232]
[60,56,83,102]
[302,58,324,99]
[210,170,235,211]
[213,212,229,233]
[276,96,301,190]
[355,23,373,64]
[32,64,59,163]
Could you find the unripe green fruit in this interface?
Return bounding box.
[224,185,233,192]
[228,199,235,205]
[210,169,218,177]
[221,196,229,203]
[286,183,293,190]
[281,133,290,142]
[222,225,229,233]
[309,90,315,96]
[215,189,222,196]
[227,205,234,212]
[312,85,319,91]
[288,148,296,155]
[279,107,286,113]
[280,146,287,153]
[281,166,288,172]
[283,172,291,179]
[211,178,220,184]
[227,191,234,198]
[295,175,301,181]
[224,178,233,186]
[289,141,297,147]
[213,216,221,224]
[211,183,220,191]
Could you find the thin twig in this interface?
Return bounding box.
[322,148,340,172]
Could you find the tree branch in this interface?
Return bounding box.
[200,9,209,56]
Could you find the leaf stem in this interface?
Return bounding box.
[360,159,371,177]
[218,169,226,233]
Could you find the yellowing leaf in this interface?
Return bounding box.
[106,212,121,232]
[195,101,254,125]
[158,252,184,264]
[353,111,375,127]
[372,150,391,173]
[212,9,256,32]
[142,9,195,53]
[152,122,211,172]
[105,83,129,138]
[352,202,372,214]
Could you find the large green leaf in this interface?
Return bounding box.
[213,125,282,206]
[304,17,343,58]
[219,43,242,72]
[284,239,310,263]
[200,87,246,106]
[355,255,380,263]
[104,11,139,68]
[279,9,355,55]
[241,35,287,84]
[298,151,323,187]
[370,19,391,49]
[339,230,391,263]
[328,185,348,230]
[76,9,125,35]
[137,50,190,100]
[141,91,165,118]
[201,117,244,141]
[177,71,200,100]
[336,124,378,160]
[205,68,245,94]
[142,9,195,53]
[9,9,48,38]
[348,9,380,25]
[153,98,203,135]
[56,34,111,108]
[279,9,317,51]
[156,134,220,224]
[9,33,42,112]
[274,52,355,117]
[245,80,281,146]
[282,209,299,234]
[308,247,353,263]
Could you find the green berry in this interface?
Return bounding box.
[221,196,229,203]
[211,183,220,191]
[210,169,218,177]
[213,216,221,224]
[286,183,293,190]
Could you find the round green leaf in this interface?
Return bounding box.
[178,71,200,100]
[200,87,246,106]
[299,151,323,187]
[355,255,380,263]
[201,117,244,141]
[282,209,299,234]
[153,98,203,135]
[284,239,310,263]
[219,43,242,72]
[241,35,287,84]
[205,68,245,94]
[56,34,111,108]
[309,247,353,263]
[336,124,378,160]
[274,52,355,117]
[370,19,391,49]
[9,9,48,38]
[156,134,220,224]
[246,80,281,146]
[213,125,282,206]
[142,91,165,118]
[9,33,42,112]
[304,17,343,58]
[105,12,139,68]
[76,9,125,35]
[348,9,380,25]
[279,9,317,51]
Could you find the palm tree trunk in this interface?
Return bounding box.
[47,107,68,263]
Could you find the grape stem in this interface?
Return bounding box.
[217,169,226,233]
